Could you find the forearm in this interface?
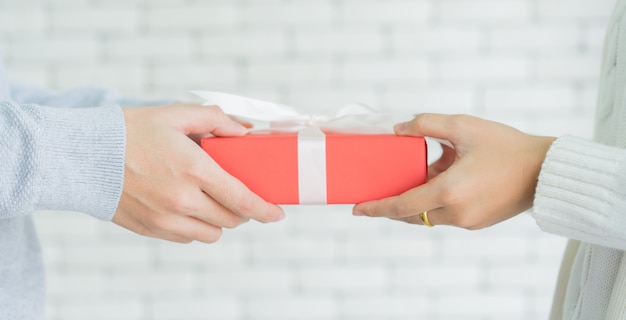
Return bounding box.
[0,101,125,220]
[532,135,626,250]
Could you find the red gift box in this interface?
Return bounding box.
[202,131,427,204]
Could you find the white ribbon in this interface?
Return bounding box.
[191,91,398,204]
[191,91,395,134]
[297,127,327,204]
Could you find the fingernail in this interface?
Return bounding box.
[353,210,364,216]
[274,211,286,222]
[230,122,249,135]
[394,122,408,133]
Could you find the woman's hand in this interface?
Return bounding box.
[353,113,555,230]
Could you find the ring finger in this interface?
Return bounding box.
[392,207,445,226]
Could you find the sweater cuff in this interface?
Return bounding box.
[532,135,626,247]
[36,105,125,221]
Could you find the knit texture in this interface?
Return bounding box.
[0,60,127,319]
[533,135,626,250]
[533,136,626,319]
[531,0,626,318]
[0,101,126,220]
[606,256,626,319]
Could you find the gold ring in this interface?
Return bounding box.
[419,211,434,227]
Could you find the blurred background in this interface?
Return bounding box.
[0,0,616,319]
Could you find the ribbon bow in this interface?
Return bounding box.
[191,91,395,134]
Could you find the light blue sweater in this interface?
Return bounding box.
[0,57,136,319]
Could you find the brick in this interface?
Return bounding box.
[246,60,333,86]
[338,0,432,24]
[485,263,560,289]
[529,292,557,318]
[440,56,529,83]
[243,3,333,27]
[285,90,381,115]
[249,237,337,262]
[297,265,388,292]
[47,271,105,297]
[393,263,482,288]
[152,61,239,89]
[53,61,145,92]
[391,26,483,53]
[30,0,90,4]
[343,236,435,260]
[526,114,595,138]
[484,85,576,113]
[201,31,287,57]
[49,5,139,32]
[63,242,151,268]
[32,211,100,239]
[384,87,476,114]
[537,0,614,20]
[341,295,430,318]
[247,296,336,319]
[145,4,240,30]
[532,235,568,261]
[293,28,384,57]
[0,7,46,34]
[441,235,529,260]
[580,83,600,111]
[56,298,144,320]
[105,34,194,61]
[489,24,580,53]
[435,293,526,317]
[8,35,100,63]
[533,55,601,80]
[339,59,431,84]
[151,296,241,320]
[104,271,197,295]
[440,0,531,23]
[584,23,610,52]
[147,86,230,103]
[201,266,294,293]
[155,237,246,266]
[281,206,382,235]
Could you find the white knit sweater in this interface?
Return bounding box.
[531,0,626,318]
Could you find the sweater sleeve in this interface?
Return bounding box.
[9,82,176,108]
[0,100,125,221]
[531,135,626,250]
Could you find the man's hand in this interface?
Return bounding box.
[353,114,555,230]
[113,103,284,243]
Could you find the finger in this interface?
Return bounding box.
[170,104,249,137]
[116,199,226,243]
[188,133,213,145]
[428,143,456,179]
[113,210,196,243]
[353,180,443,219]
[154,215,224,244]
[201,156,285,223]
[189,190,250,229]
[390,207,445,226]
[394,113,474,144]
[229,115,254,128]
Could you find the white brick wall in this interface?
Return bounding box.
[0,0,615,319]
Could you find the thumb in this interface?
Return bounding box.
[174,104,249,137]
[394,113,465,144]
